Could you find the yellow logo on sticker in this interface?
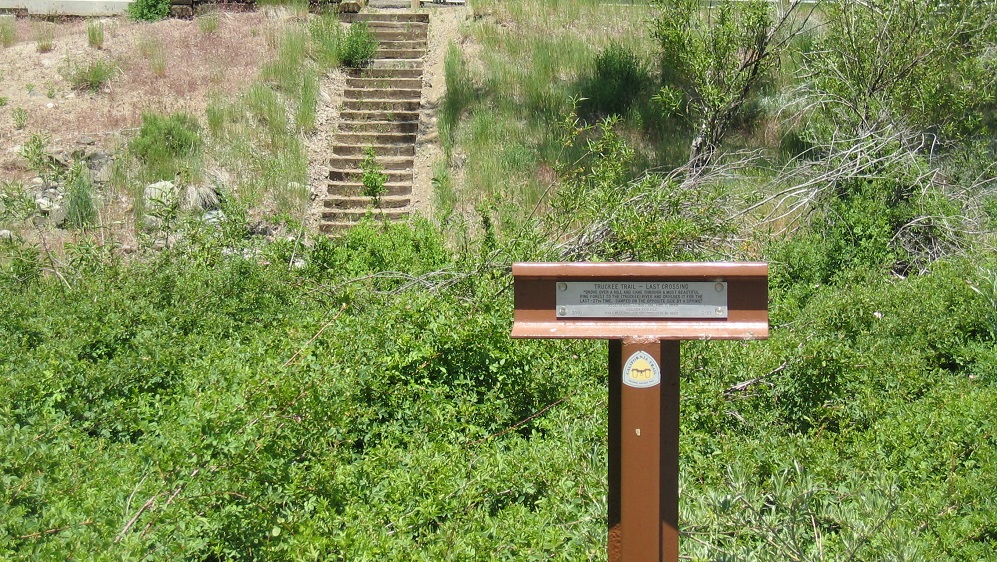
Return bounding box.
[623,351,661,388]
[628,357,655,382]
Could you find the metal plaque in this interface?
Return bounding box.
[555,281,727,319]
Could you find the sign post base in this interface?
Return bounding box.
[609,339,679,562]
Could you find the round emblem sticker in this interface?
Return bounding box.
[623,351,661,388]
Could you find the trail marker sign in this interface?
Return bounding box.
[511,262,768,562]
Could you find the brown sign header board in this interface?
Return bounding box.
[511,262,768,340]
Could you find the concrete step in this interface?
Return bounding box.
[366,0,413,9]
[343,99,420,112]
[328,181,412,197]
[344,87,422,101]
[330,155,414,170]
[375,49,425,60]
[378,39,428,50]
[333,143,415,157]
[371,59,424,71]
[367,29,427,42]
[322,209,411,223]
[329,168,412,183]
[339,109,420,122]
[366,22,429,34]
[334,131,417,145]
[339,119,420,134]
[342,12,430,24]
[0,0,131,15]
[325,195,411,210]
[346,76,423,90]
[347,67,423,79]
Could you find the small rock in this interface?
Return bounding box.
[143,214,162,230]
[36,197,56,212]
[0,230,13,242]
[48,205,67,227]
[51,151,71,167]
[202,209,225,225]
[46,103,54,109]
[144,180,177,209]
[30,177,45,188]
[183,184,220,212]
[79,137,95,145]
[92,165,112,184]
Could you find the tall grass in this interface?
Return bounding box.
[64,163,98,229]
[437,0,659,230]
[138,35,167,76]
[87,19,104,49]
[63,58,118,93]
[196,10,219,34]
[439,45,475,155]
[1,16,17,48]
[310,13,341,68]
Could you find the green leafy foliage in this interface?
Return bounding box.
[801,0,997,141]
[339,21,378,68]
[580,41,653,118]
[360,146,387,205]
[129,112,203,181]
[11,107,27,130]
[128,0,171,22]
[0,181,34,226]
[2,1,996,559]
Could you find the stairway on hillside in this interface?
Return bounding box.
[320,11,429,234]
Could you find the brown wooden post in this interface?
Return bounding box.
[511,262,768,562]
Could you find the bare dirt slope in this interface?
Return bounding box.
[1,6,467,233]
[1,12,270,178]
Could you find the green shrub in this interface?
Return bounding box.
[129,113,203,180]
[63,58,117,93]
[581,42,652,118]
[339,21,378,68]
[128,0,171,21]
[360,147,387,205]
[0,180,34,226]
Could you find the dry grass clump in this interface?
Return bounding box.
[35,22,55,53]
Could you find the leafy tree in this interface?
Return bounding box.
[653,0,812,172]
[800,0,997,143]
